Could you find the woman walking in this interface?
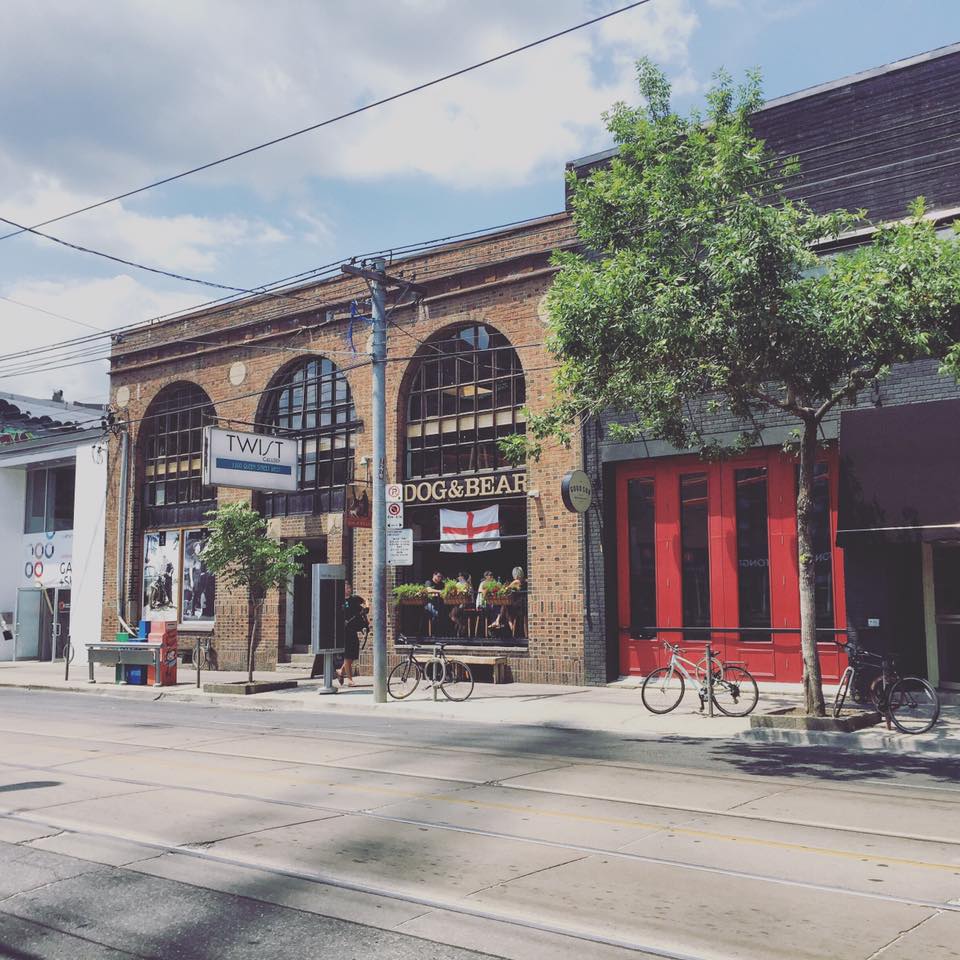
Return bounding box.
[338,582,368,687]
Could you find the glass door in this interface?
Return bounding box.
[14,588,42,660]
[932,543,960,688]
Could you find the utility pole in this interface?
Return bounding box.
[341,260,424,703]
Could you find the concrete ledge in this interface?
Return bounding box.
[202,680,299,695]
[739,726,960,755]
[750,707,881,733]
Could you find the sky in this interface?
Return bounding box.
[1,0,958,406]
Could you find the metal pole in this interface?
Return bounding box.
[705,642,714,718]
[116,426,130,629]
[370,258,388,703]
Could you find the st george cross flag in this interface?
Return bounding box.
[439,505,500,553]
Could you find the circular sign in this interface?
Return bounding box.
[115,385,131,408]
[561,470,593,513]
[386,483,403,502]
[387,501,402,518]
[229,361,247,386]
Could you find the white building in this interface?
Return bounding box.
[0,392,108,666]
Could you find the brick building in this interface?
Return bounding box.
[580,42,960,691]
[102,42,960,691]
[101,215,590,683]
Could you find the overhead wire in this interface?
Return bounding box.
[0,0,654,242]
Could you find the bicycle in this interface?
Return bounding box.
[833,641,939,734]
[387,639,474,702]
[641,641,759,716]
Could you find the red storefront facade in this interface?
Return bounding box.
[614,446,846,684]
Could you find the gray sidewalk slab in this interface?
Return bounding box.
[1,659,957,754]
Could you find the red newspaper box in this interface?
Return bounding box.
[147,621,178,686]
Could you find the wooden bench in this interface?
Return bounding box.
[450,655,509,684]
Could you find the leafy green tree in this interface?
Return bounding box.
[201,502,306,682]
[526,60,960,715]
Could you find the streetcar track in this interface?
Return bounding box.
[0,716,957,811]
[1,753,959,903]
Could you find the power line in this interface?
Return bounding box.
[0,1,653,243]
[0,294,103,332]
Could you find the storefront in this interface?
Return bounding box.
[614,446,847,683]
[839,397,960,689]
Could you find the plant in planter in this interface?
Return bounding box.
[484,582,516,606]
[392,583,429,605]
[441,579,472,605]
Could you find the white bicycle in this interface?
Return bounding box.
[641,641,759,716]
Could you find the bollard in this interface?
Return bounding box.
[705,642,714,718]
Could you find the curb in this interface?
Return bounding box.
[738,726,960,756]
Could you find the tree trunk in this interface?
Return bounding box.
[797,418,826,716]
[247,598,263,684]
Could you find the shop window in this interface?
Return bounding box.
[680,473,710,640]
[628,477,656,638]
[142,527,215,624]
[24,466,75,533]
[405,324,525,479]
[142,384,215,511]
[735,467,771,641]
[262,356,357,515]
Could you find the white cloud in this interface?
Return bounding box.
[0,276,199,403]
[0,1,700,197]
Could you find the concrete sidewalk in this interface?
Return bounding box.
[1,659,957,753]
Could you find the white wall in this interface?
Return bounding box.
[69,443,107,664]
[0,467,25,661]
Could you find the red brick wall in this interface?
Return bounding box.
[102,214,587,682]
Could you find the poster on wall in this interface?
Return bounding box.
[142,531,180,621]
[182,529,215,623]
[22,532,73,588]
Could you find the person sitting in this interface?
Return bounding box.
[423,570,446,634]
[489,566,526,633]
[448,572,473,637]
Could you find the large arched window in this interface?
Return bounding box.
[405,324,525,479]
[142,382,215,511]
[262,356,357,513]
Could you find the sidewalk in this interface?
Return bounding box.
[0,659,957,753]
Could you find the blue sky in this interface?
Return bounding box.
[1,0,957,404]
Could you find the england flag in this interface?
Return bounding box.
[439,505,500,553]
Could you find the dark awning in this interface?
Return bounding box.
[838,398,960,545]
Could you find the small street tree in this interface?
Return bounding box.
[525,61,960,715]
[201,502,306,683]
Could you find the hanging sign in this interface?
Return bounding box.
[561,470,593,513]
[386,529,413,565]
[345,483,372,528]
[203,426,298,492]
[386,500,404,529]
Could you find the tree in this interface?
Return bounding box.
[201,502,306,683]
[524,61,960,715]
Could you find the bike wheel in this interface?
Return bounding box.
[641,668,685,714]
[711,665,759,717]
[387,660,421,699]
[440,660,474,702]
[888,677,940,734]
[833,667,853,718]
[695,656,724,683]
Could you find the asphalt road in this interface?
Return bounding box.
[0,688,958,960]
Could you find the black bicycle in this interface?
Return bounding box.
[833,641,939,734]
[387,639,474,702]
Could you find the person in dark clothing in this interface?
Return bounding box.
[423,570,446,634]
[338,582,368,686]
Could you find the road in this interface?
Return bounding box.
[0,688,958,960]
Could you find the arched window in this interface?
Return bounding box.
[262,356,357,512]
[142,382,215,510]
[405,324,525,479]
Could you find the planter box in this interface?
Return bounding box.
[443,595,471,606]
[395,596,427,606]
[750,707,881,733]
[203,679,299,695]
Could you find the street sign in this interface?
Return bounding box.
[386,483,403,502]
[386,529,413,565]
[386,500,404,529]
